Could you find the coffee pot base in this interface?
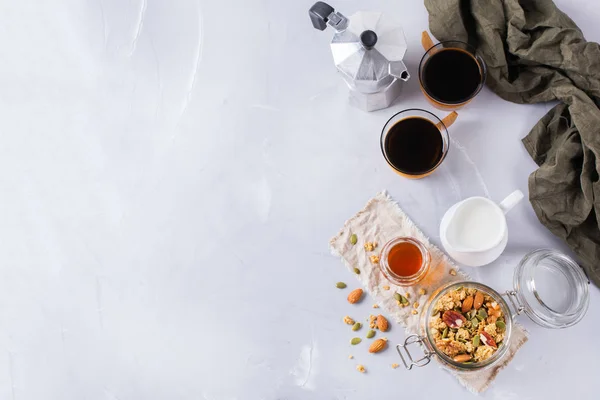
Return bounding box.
[347,78,403,112]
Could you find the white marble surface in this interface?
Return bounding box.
[0,0,598,399]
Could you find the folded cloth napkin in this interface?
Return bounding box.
[425,0,600,287]
[329,192,528,393]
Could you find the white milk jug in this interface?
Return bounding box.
[440,190,524,267]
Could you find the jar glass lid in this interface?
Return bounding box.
[513,249,589,329]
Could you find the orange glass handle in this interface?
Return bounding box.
[437,111,458,130]
[421,31,436,52]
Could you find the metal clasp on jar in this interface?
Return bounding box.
[396,334,434,370]
[504,290,525,316]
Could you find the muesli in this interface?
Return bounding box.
[429,287,506,363]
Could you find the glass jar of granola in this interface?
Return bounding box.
[395,249,589,372]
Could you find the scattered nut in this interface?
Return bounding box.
[368,315,377,329]
[364,242,377,252]
[350,337,362,345]
[449,269,457,276]
[347,288,364,304]
[366,329,376,339]
[418,288,426,296]
[413,302,419,309]
[343,316,355,325]
[372,304,379,309]
[352,322,362,331]
[376,315,389,332]
[369,255,380,264]
[411,309,418,315]
[382,285,390,291]
[350,234,357,245]
[391,363,399,369]
[356,364,366,373]
[369,338,388,353]
[353,267,360,275]
[336,282,347,289]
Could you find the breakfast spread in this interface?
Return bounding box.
[311,0,594,391]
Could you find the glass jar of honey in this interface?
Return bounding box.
[379,237,431,286]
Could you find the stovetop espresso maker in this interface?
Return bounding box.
[309,2,410,111]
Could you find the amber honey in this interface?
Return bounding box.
[388,241,423,277]
[379,237,430,287]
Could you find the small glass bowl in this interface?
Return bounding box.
[379,237,431,286]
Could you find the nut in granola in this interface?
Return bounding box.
[442,310,466,328]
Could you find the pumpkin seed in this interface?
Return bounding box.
[352,322,362,331]
[350,337,362,345]
[353,268,360,274]
[350,234,357,245]
[477,309,488,319]
[495,320,506,331]
[457,338,466,343]
[472,335,480,347]
[394,292,409,304]
[442,327,448,338]
[336,282,347,289]
[471,317,479,326]
[366,330,376,339]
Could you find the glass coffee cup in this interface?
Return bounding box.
[380,108,457,179]
[419,31,487,110]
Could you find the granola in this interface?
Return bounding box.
[429,286,506,364]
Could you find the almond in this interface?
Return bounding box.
[453,354,472,363]
[369,338,387,353]
[347,288,364,304]
[474,291,484,309]
[480,331,497,348]
[376,315,389,332]
[461,295,474,313]
[442,310,466,329]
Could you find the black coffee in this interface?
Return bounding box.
[384,117,443,175]
[422,49,481,104]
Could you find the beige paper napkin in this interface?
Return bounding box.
[329,191,528,393]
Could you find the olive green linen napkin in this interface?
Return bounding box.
[425,0,600,287]
[329,192,528,393]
